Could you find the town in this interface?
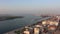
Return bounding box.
[4,15,60,34]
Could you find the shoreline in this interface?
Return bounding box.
[4,17,51,34]
[0,16,24,21]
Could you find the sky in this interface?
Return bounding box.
[0,0,60,15]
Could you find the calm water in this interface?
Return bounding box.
[0,15,42,34]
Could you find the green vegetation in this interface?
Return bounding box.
[14,30,20,34]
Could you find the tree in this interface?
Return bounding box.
[14,30,20,34]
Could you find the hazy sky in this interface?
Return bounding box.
[0,0,60,15]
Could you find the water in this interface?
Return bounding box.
[0,15,42,34]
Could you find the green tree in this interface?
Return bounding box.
[14,30,20,34]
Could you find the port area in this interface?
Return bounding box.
[4,16,60,34]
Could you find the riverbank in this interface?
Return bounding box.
[4,17,51,34]
[0,16,24,21]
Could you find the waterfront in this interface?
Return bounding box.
[4,16,60,34]
[0,15,42,34]
[4,16,51,34]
